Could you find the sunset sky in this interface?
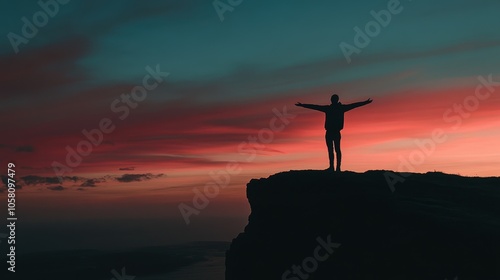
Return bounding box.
[1,0,500,252]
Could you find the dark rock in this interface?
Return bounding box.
[226,170,500,280]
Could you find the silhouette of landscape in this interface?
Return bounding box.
[0,242,228,280]
[3,1,500,279]
[226,170,500,279]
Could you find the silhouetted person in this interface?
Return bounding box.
[296,94,372,172]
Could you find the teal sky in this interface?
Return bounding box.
[2,0,500,100]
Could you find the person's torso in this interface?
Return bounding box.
[324,103,345,131]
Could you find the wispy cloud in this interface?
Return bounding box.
[2,173,165,191]
[15,145,35,152]
[119,167,135,171]
[21,175,83,186]
[80,178,104,187]
[47,185,65,191]
[115,173,165,183]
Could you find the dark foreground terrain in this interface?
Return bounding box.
[226,170,500,280]
[1,241,229,280]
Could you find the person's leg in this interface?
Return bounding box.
[325,131,334,171]
[333,131,342,172]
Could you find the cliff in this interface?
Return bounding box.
[226,170,500,280]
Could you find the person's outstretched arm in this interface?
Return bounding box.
[295,102,327,112]
[343,98,373,112]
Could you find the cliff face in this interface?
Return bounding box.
[226,170,500,280]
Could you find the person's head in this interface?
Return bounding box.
[331,94,339,104]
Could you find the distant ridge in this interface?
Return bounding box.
[0,242,229,280]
